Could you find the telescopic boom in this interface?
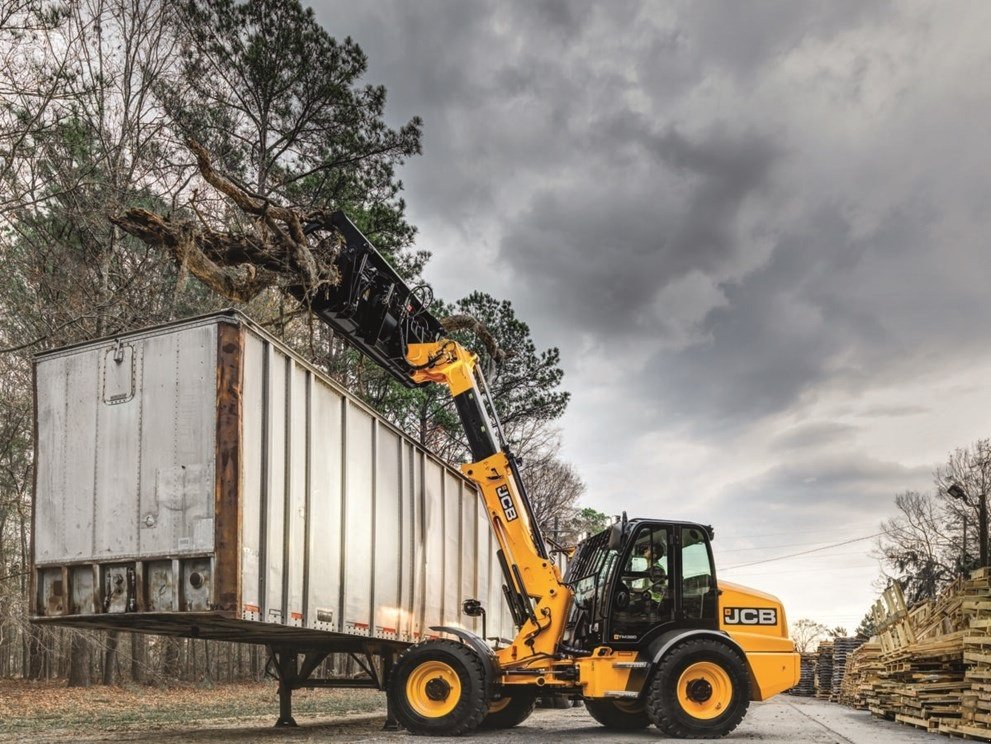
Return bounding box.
[300,212,562,651]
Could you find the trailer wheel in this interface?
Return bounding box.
[479,694,535,729]
[585,698,651,729]
[646,639,750,739]
[388,640,488,736]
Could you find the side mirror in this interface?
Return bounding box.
[607,523,623,550]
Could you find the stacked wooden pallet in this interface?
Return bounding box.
[815,641,834,699]
[953,576,991,740]
[837,641,881,709]
[841,569,991,739]
[787,652,817,696]
[829,636,866,702]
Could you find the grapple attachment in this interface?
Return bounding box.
[299,211,445,387]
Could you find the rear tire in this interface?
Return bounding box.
[479,694,535,729]
[538,692,572,709]
[646,639,750,739]
[584,698,651,730]
[388,640,488,736]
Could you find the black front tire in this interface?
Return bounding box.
[646,639,750,739]
[479,695,536,729]
[388,639,488,736]
[585,698,651,730]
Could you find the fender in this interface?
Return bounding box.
[430,625,497,694]
[641,629,746,697]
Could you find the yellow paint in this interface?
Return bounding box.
[574,650,642,698]
[405,660,462,718]
[719,580,801,700]
[461,452,573,668]
[407,342,478,396]
[676,661,733,720]
[746,651,802,701]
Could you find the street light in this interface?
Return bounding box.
[948,482,988,569]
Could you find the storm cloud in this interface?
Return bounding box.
[314,1,991,629]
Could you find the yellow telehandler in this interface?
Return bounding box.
[298,212,800,737]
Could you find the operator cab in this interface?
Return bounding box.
[564,519,718,650]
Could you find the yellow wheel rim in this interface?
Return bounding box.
[487,697,511,714]
[676,661,733,720]
[405,660,462,718]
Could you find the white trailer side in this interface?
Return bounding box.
[31,311,514,653]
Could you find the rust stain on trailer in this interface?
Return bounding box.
[29,363,39,616]
[214,322,243,614]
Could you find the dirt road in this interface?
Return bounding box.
[3,697,945,743]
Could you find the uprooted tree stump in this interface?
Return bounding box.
[111,138,505,361]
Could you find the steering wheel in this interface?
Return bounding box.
[614,581,631,610]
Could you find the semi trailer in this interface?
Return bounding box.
[31,311,515,726]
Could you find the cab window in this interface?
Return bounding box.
[681,526,716,620]
[610,525,672,638]
[572,542,619,623]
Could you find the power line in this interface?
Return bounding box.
[723,532,886,570]
[719,525,883,540]
[721,563,878,576]
[719,537,877,554]
[720,548,882,564]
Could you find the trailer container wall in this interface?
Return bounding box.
[31,312,513,648]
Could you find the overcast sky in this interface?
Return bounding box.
[313,1,991,632]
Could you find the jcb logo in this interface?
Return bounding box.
[497,485,518,522]
[723,607,777,626]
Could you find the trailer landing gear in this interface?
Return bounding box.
[273,650,301,727]
[382,651,400,731]
[267,645,391,729]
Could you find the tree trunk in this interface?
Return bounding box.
[102,631,119,685]
[131,633,144,683]
[162,636,180,679]
[67,633,91,687]
[26,626,44,679]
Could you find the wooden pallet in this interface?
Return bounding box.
[842,570,991,740]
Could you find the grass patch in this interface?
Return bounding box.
[0,680,385,735]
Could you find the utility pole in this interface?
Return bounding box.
[963,514,968,570]
[949,483,988,569]
[981,491,988,569]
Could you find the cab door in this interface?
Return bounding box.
[677,525,719,630]
[605,523,674,643]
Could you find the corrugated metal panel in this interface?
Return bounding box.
[304,372,344,632]
[422,456,445,632]
[285,361,307,627]
[374,425,402,638]
[33,358,68,563]
[262,344,286,624]
[240,332,264,620]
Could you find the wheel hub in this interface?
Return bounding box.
[676,661,733,720]
[686,678,713,703]
[405,659,463,719]
[426,676,452,701]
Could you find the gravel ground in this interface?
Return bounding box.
[3,697,947,743]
